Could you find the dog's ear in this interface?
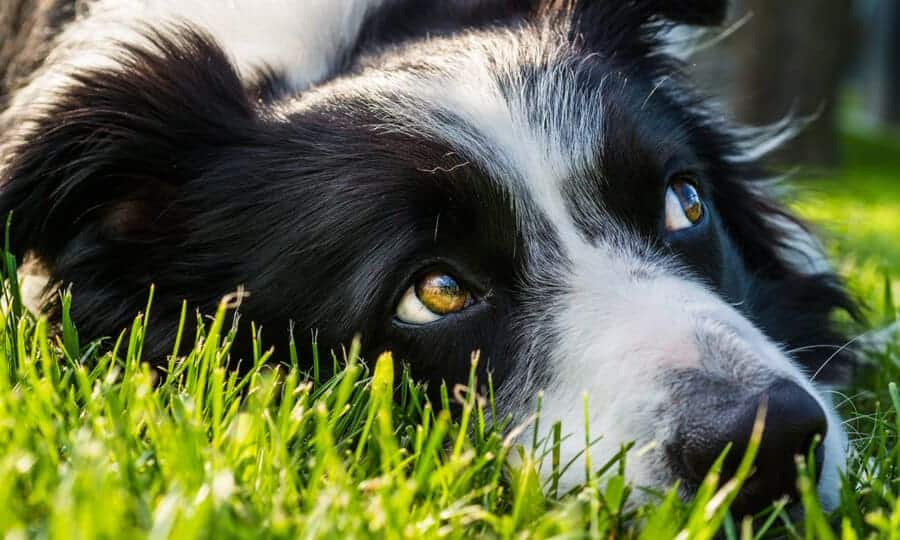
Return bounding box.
[562,0,728,27]
[0,26,254,264]
[630,0,728,27]
[535,0,727,54]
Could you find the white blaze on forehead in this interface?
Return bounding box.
[299,27,607,254]
[425,64,590,252]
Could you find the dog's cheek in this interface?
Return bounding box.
[495,239,849,499]
[494,248,708,492]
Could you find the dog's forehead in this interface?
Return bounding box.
[295,39,566,229]
[285,25,697,276]
[410,55,601,251]
[326,31,685,252]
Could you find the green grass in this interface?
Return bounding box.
[792,131,900,312]
[0,132,897,539]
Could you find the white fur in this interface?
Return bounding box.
[1,0,386,139]
[308,26,849,507]
[767,214,832,275]
[519,239,846,507]
[2,4,847,510]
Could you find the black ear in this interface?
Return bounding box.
[0,25,254,263]
[571,0,728,27]
[535,0,728,58]
[637,0,728,27]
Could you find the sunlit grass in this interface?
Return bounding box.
[0,131,896,538]
[792,131,900,311]
[0,274,788,539]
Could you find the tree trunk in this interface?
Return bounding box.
[727,0,857,168]
[865,0,900,125]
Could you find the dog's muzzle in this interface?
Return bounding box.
[668,377,828,516]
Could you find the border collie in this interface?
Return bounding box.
[0,0,856,516]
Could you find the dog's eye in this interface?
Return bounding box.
[396,272,471,324]
[665,177,704,231]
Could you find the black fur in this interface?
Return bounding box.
[0,0,856,396]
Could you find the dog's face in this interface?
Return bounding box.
[0,0,855,516]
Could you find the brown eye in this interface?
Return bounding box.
[665,177,704,231]
[417,273,468,313]
[396,271,471,324]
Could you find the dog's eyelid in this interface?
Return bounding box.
[666,169,702,187]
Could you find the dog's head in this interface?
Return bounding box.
[0,0,856,515]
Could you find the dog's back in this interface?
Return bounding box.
[0,1,73,115]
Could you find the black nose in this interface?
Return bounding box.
[676,379,828,516]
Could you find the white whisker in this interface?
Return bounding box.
[810,333,867,382]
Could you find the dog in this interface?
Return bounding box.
[0,0,857,516]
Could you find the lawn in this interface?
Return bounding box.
[0,132,896,539]
[792,130,900,310]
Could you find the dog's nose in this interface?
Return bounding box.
[676,379,827,516]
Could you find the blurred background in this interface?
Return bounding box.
[690,0,899,319]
